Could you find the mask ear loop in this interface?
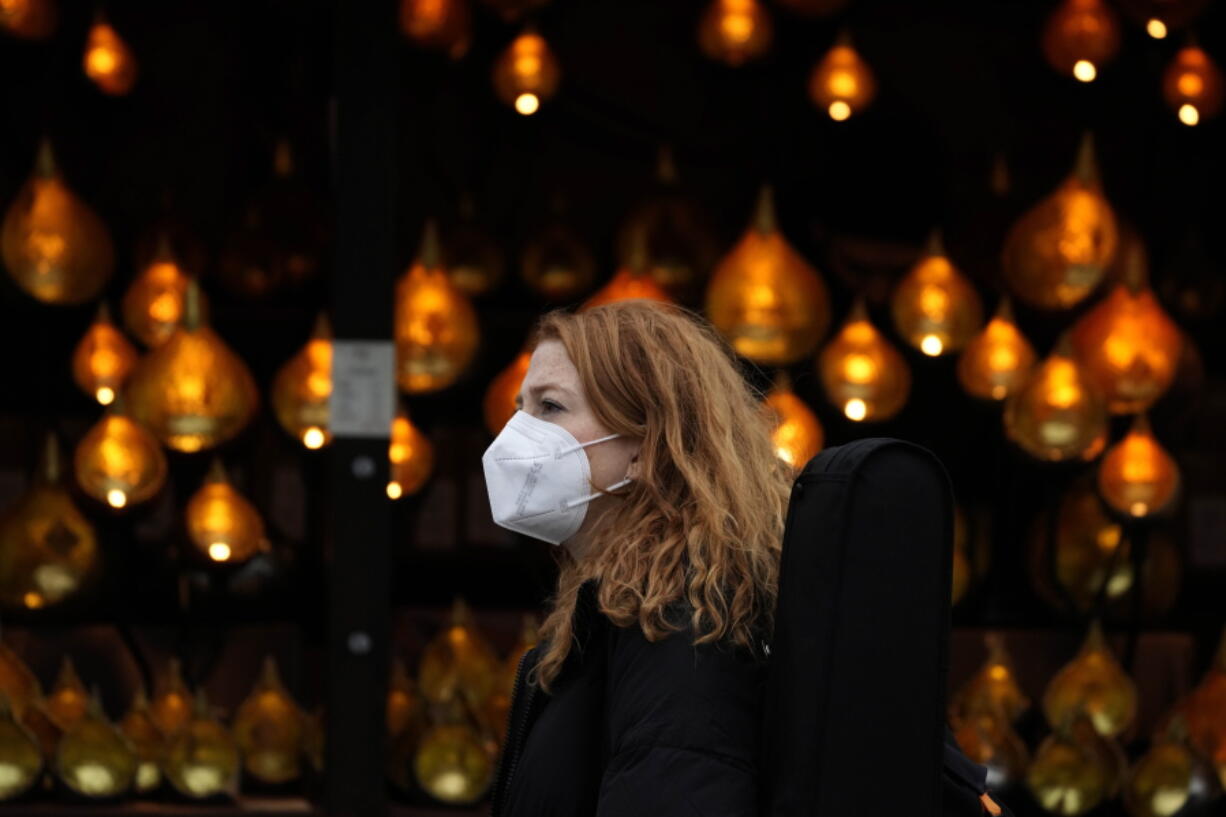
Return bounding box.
[557,431,621,457]
[563,477,634,509]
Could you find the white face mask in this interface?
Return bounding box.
[481,410,632,546]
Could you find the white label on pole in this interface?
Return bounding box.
[329,340,395,438]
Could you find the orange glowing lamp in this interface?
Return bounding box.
[492,29,560,116]
[483,349,531,435]
[706,186,831,366]
[185,460,268,564]
[73,397,168,511]
[808,32,876,121]
[394,221,480,394]
[1002,133,1118,310]
[1163,43,1224,127]
[83,15,137,95]
[2,140,115,305]
[1041,0,1121,82]
[1003,335,1108,463]
[697,0,773,67]
[817,299,910,423]
[891,232,983,357]
[763,371,823,470]
[73,303,138,407]
[122,236,202,348]
[1097,414,1179,518]
[272,314,332,450]
[957,298,1037,402]
[399,0,471,59]
[388,406,434,500]
[582,232,674,312]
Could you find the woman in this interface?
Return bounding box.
[482,299,790,817]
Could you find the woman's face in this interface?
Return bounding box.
[516,339,640,553]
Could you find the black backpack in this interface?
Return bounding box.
[760,438,1013,817]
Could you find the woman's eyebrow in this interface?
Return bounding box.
[515,383,575,407]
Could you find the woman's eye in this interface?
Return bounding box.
[541,400,562,414]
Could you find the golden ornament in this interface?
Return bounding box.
[1123,717,1218,817]
[1041,0,1121,82]
[957,297,1037,402]
[54,688,137,798]
[399,0,470,59]
[1026,718,1112,816]
[1003,334,1107,462]
[72,303,137,407]
[74,396,168,510]
[46,656,89,733]
[272,313,332,450]
[418,598,500,707]
[808,31,876,121]
[0,693,43,800]
[817,298,910,423]
[697,0,772,67]
[119,689,164,794]
[763,371,823,471]
[492,28,560,115]
[950,634,1030,724]
[122,235,201,348]
[1162,43,1223,127]
[150,658,191,739]
[1044,621,1138,739]
[582,230,675,312]
[82,14,137,95]
[185,459,268,564]
[163,689,239,799]
[232,656,304,785]
[952,706,1029,791]
[890,231,983,356]
[388,406,435,500]
[1097,415,1180,518]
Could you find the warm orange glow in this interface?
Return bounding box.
[581,267,673,312]
[522,219,597,301]
[389,407,434,498]
[706,186,831,366]
[72,303,138,407]
[272,314,333,449]
[697,0,772,66]
[763,372,823,470]
[950,635,1030,724]
[395,222,480,394]
[83,18,137,95]
[1003,336,1107,462]
[1146,18,1167,38]
[1002,133,1118,310]
[232,656,305,785]
[0,0,57,39]
[46,657,89,731]
[418,598,500,706]
[1163,45,1223,125]
[1097,415,1179,518]
[2,141,114,304]
[186,460,268,564]
[122,238,200,347]
[809,34,876,119]
[1043,621,1137,738]
[891,233,983,357]
[483,349,531,435]
[957,298,1037,402]
[74,400,168,511]
[1041,0,1121,81]
[1070,244,1182,413]
[817,300,910,423]
[493,30,560,112]
[125,279,260,452]
[399,0,470,59]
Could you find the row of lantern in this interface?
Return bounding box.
[950,624,1226,817]
[0,600,539,806]
[0,649,317,801]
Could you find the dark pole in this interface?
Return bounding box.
[326,0,397,815]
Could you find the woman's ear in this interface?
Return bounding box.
[625,447,642,480]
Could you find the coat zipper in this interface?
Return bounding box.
[489,647,537,817]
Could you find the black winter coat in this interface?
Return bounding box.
[489,578,766,817]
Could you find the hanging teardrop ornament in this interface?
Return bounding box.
[163,689,240,799]
[0,433,99,611]
[74,396,168,511]
[1003,334,1108,462]
[1044,621,1138,739]
[1041,0,1122,82]
[1162,41,1224,127]
[54,687,137,798]
[706,186,832,366]
[1026,715,1112,816]
[950,634,1030,724]
[45,656,89,733]
[185,459,269,565]
[957,297,1037,402]
[1002,133,1118,310]
[387,405,435,500]
[1097,414,1180,518]
[119,688,164,794]
[1168,626,1226,789]
[816,298,911,423]
[890,231,983,357]
[492,28,560,115]
[272,313,333,450]
[697,0,773,67]
[763,371,823,471]
[582,228,675,311]
[232,656,305,785]
[150,658,191,740]
[1123,716,1219,817]
[1,140,115,305]
[82,12,137,95]
[413,689,495,805]
[399,0,471,59]
[418,598,500,707]
[72,302,138,407]
[808,30,877,121]
[0,692,43,800]
[483,348,531,436]
[122,234,203,348]
[952,706,1030,792]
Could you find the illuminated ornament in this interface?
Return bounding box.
[73,397,168,510]
[418,599,500,707]
[1071,244,1183,414]
[150,659,191,739]
[952,707,1030,791]
[890,232,983,357]
[272,313,332,450]
[492,28,560,116]
[808,31,877,121]
[1003,335,1107,462]
[388,406,434,500]
[54,688,136,798]
[1026,717,1113,816]
[582,231,674,311]
[163,689,239,799]
[125,278,260,452]
[483,349,530,436]
[763,371,823,471]
[186,459,268,565]
[1117,0,1210,37]
[957,298,1036,402]
[1044,621,1138,739]
[1041,0,1121,82]
[122,235,201,348]
[950,635,1030,725]
[776,0,847,16]
[1163,42,1224,127]
[445,196,504,296]
[413,703,494,805]
[1002,134,1118,310]
[82,14,137,95]
[0,433,98,611]
[399,0,470,59]
[0,693,42,800]
[616,147,720,303]
[706,186,832,365]
[1169,626,1226,786]
[0,0,57,38]
[1097,415,1179,518]
[486,615,537,745]
[1123,717,1218,817]
[387,659,419,741]
[46,657,89,732]
[1,140,115,305]
[817,299,910,423]
[394,221,480,394]
[697,0,772,67]
[218,139,327,298]
[232,657,304,785]
[119,689,164,794]
[521,201,597,301]
[72,302,138,407]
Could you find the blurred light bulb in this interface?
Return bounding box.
[106,489,127,509]
[1146,18,1167,38]
[302,427,326,449]
[515,92,539,115]
[845,398,867,421]
[208,543,231,562]
[1179,103,1200,125]
[387,481,404,500]
[1074,59,1097,81]
[828,101,851,120]
[96,387,115,405]
[921,335,944,356]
